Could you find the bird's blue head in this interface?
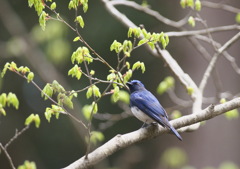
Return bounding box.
[126,80,146,93]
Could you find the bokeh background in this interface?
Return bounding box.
[0,0,240,169]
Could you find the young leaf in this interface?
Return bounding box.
[165,76,175,88]
[0,107,6,116]
[195,0,201,11]
[111,86,120,102]
[25,114,41,128]
[90,131,105,145]
[27,72,34,83]
[75,16,84,28]
[52,80,65,93]
[180,0,187,8]
[68,65,82,80]
[92,85,101,98]
[123,69,132,83]
[50,2,57,10]
[188,16,195,27]
[235,13,240,24]
[157,81,168,95]
[0,93,7,107]
[111,90,130,104]
[1,62,10,78]
[39,11,47,31]
[41,83,53,100]
[18,160,37,169]
[7,92,19,109]
[86,87,93,99]
[63,95,74,109]
[73,36,80,42]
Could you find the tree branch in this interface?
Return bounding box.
[63,97,240,169]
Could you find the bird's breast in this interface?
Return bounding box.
[131,106,154,124]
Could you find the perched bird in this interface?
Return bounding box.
[126,80,182,141]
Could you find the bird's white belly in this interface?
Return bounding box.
[131,106,154,124]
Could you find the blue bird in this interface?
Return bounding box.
[126,80,182,141]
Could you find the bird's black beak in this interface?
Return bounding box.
[126,82,131,91]
[126,82,131,86]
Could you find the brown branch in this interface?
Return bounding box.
[63,97,240,169]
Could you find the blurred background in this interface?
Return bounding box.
[0,0,240,169]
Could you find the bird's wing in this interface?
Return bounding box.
[130,90,171,128]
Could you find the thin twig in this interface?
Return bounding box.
[110,0,189,28]
[199,32,240,92]
[167,25,240,37]
[0,143,16,169]
[202,1,240,13]
[5,125,30,149]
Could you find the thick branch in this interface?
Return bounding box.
[63,97,240,169]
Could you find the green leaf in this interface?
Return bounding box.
[75,16,84,28]
[186,0,194,8]
[195,0,201,11]
[0,93,7,107]
[83,3,88,13]
[63,95,74,109]
[128,27,133,37]
[111,86,120,102]
[187,86,194,95]
[171,110,182,119]
[44,108,52,122]
[82,102,98,120]
[68,65,82,80]
[180,0,186,8]
[140,62,146,73]
[92,85,101,98]
[25,114,41,128]
[132,61,145,73]
[161,147,187,168]
[7,92,19,109]
[107,72,116,81]
[220,98,227,104]
[90,131,105,145]
[68,1,74,10]
[27,72,34,83]
[18,66,30,75]
[44,105,62,122]
[126,62,131,69]
[235,13,240,24]
[219,162,239,169]
[34,114,41,128]
[225,109,239,120]
[122,40,132,57]
[90,70,95,75]
[0,106,6,116]
[86,87,93,99]
[50,2,56,10]
[110,40,122,53]
[157,81,168,95]
[41,83,53,100]
[39,11,47,31]
[82,104,92,120]
[52,80,65,93]
[188,16,195,27]
[1,62,10,78]
[73,36,80,42]
[18,160,37,169]
[123,69,132,83]
[165,76,175,88]
[138,39,148,46]
[111,90,130,104]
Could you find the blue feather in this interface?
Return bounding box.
[127,80,182,141]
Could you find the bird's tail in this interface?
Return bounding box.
[170,126,182,141]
